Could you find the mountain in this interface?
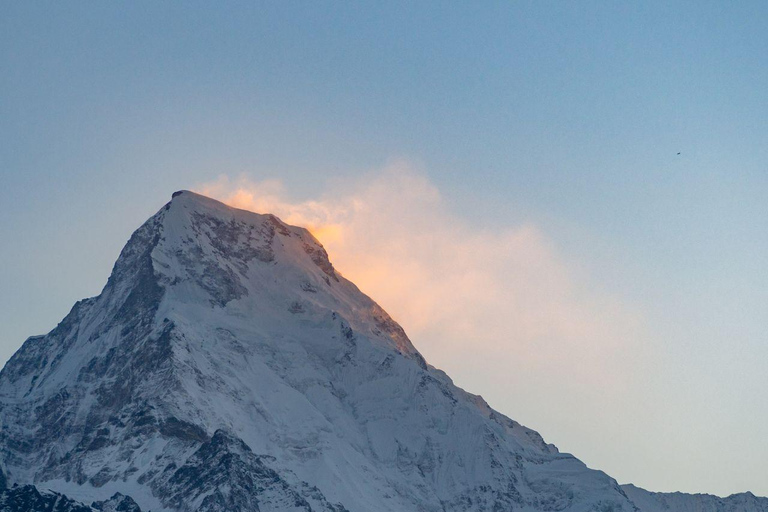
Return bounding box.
[0,485,140,512]
[622,485,768,512]
[0,191,763,512]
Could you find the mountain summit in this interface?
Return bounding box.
[0,191,764,512]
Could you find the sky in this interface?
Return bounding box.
[1,0,767,497]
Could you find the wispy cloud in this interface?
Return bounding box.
[197,163,642,400]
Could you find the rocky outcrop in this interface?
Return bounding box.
[0,485,141,512]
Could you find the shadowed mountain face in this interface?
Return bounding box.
[0,191,763,512]
[0,485,140,512]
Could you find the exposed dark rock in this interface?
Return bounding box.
[92,492,142,512]
[0,485,144,512]
[0,485,94,512]
[158,418,209,444]
[154,430,345,512]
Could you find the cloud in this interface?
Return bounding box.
[196,164,642,401]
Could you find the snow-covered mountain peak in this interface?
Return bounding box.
[155,190,418,357]
[1,191,764,512]
[152,189,339,292]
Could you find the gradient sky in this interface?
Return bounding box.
[1,1,767,497]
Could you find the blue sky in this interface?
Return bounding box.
[1,1,766,496]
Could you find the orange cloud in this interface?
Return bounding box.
[196,165,643,404]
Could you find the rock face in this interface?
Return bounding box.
[0,191,763,512]
[92,493,142,512]
[0,486,140,512]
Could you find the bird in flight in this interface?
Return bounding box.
[677,152,681,155]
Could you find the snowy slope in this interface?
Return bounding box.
[621,484,768,512]
[0,191,761,512]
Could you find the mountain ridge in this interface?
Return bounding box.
[0,191,763,512]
